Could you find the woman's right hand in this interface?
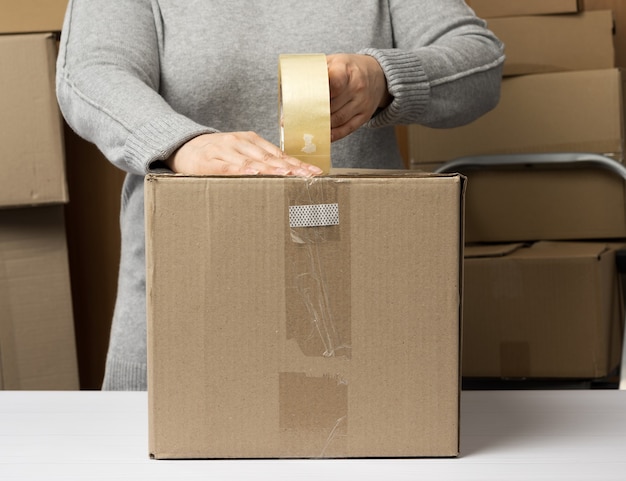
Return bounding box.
[165,132,323,177]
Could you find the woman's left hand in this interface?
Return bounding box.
[327,53,392,142]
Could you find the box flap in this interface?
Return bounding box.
[465,243,527,259]
[466,241,617,260]
[517,241,614,260]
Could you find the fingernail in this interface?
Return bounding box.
[274,168,291,175]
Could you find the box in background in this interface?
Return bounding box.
[0,0,67,34]
[0,205,79,390]
[585,0,626,68]
[487,10,615,76]
[409,69,625,166]
[445,161,626,243]
[0,33,68,208]
[146,173,464,459]
[463,241,624,380]
[467,0,581,18]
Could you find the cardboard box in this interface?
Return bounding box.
[0,0,67,34]
[443,159,626,243]
[467,0,580,18]
[409,69,626,165]
[463,241,624,379]
[0,205,79,390]
[0,33,68,208]
[146,172,464,459]
[487,10,615,76]
[585,0,626,69]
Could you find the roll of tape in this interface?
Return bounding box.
[279,54,331,173]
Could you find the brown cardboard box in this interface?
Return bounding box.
[585,0,626,68]
[467,0,580,18]
[487,10,615,76]
[463,241,624,379]
[145,172,464,459]
[0,205,79,390]
[409,69,626,165]
[0,0,67,34]
[447,160,626,243]
[0,33,68,208]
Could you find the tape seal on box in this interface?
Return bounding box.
[281,177,351,456]
[284,177,351,359]
[289,203,339,228]
[279,53,331,173]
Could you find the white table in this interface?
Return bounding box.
[0,390,624,480]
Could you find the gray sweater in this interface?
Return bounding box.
[56,0,504,390]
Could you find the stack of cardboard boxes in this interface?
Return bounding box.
[409,0,626,381]
[1,1,127,390]
[0,2,79,390]
[410,0,620,167]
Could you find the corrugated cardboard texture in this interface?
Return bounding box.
[487,10,615,77]
[146,173,463,459]
[0,206,78,390]
[467,0,580,18]
[0,0,67,34]
[585,1,626,69]
[459,163,626,243]
[409,69,625,165]
[463,241,624,379]
[0,33,68,208]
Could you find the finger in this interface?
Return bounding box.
[328,73,348,100]
[329,88,352,115]
[327,56,349,100]
[331,109,370,142]
[232,156,322,177]
[241,131,286,158]
[233,133,323,176]
[172,132,323,177]
[330,100,355,130]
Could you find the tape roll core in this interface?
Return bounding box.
[279,54,331,173]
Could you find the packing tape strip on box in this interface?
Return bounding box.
[285,177,351,359]
[279,53,331,173]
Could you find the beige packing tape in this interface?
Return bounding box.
[279,54,331,173]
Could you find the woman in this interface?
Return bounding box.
[56,0,504,390]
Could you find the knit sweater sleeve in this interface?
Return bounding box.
[56,0,215,175]
[360,0,505,129]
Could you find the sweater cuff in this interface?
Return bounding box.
[124,113,217,174]
[358,48,431,128]
[102,356,147,391]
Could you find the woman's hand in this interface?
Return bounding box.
[327,54,392,142]
[165,131,323,176]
